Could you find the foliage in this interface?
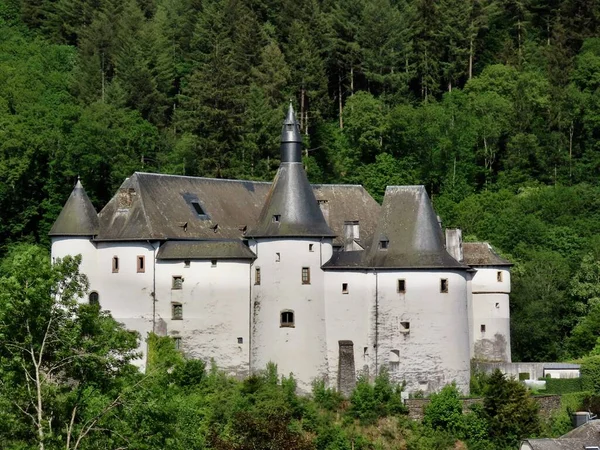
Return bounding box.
[580,356,600,394]
[422,383,463,434]
[482,370,541,448]
[347,369,406,424]
[543,377,584,395]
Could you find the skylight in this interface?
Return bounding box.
[191,201,205,216]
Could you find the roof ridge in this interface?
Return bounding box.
[131,175,156,238]
[134,172,272,185]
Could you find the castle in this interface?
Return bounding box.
[50,105,512,395]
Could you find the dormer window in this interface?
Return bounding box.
[191,201,205,216]
[272,214,281,223]
[379,239,389,250]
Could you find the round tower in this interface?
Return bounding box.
[248,104,335,392]
[49,178,99,304]
[464,242,512,362]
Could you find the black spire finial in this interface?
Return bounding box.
[280,103,302,162]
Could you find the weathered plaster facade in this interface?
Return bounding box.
[50,106,514,396]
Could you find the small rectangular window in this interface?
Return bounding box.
[440,278,448,293]
[497,271,503,282]
[400,321,410,333]
[342,283,349,294]
[137,255,145,273]
[275,252,280,262]
[255,267,261,285]
[112,256,119,273]
[172,276,183,290]
[302,267,310,285]
[237,337,243,344]
[172,336,182,350]
[272,214,281,223]
[481,324,486,333]
[309,244,314,252]
[184,260,190,268]
[172,303,183,320]
[191,201,205,216]
[397,279,406,293]
[281,310,295,327]
[379,240,389,250]
[211,259,217,267]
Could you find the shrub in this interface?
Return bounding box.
[544,377,583,394]
[581,356,600,394]
[423,383,463,434]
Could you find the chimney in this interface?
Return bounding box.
[343,221,360,251]
[445,228,463,262]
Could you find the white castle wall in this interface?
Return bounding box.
[154,259,251,377]
[52,239,157,366]
[471,267,511,362]
[375,270,471,394]
[324,270,374,387]
[249,238,331,393]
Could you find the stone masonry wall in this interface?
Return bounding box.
[406,395,561,421]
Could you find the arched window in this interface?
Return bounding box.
[89,291,100,307]
[280,310,295,328]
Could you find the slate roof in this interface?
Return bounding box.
[49,179,99,236]
[156,240,256,260]
[463,242,512,266]
[247,104,334,238]
[325,186,467,270]
[247,163,335,238]
[95,173,270,241]
[521,420,600,450]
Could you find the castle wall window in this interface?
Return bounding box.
[342,283,349,294]
[172,276,183,290]
[89,291,99,307]
[255,267,261,285]
[184,260,190,268]
[172,303,183,320]
[397,279,406,293]
[379,239,389,250]
[400,321,410,333]
[309,244,314,252]
[280,310,295,327]
[237,337,243,344]
[481,324,486,333]
[112,256,119,273]
[172,336,182,350]
[440,278,448,293]
[302,267,310,285]
[497,271,503,282]
[137,255,145,273]
[211,259,217,267]
[275,252,280,262]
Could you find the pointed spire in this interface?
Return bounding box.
[280,102,302,163]
[247,105,334,238]
[49,179,99,236]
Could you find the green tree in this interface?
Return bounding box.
[0,244,139,449]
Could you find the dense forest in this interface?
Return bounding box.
[1,0,600,362]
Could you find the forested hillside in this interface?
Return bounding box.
[1,0,599,362]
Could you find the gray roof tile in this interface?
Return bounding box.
[49,179,99,236]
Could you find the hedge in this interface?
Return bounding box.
[544,377,584,394]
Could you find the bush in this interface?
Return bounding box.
[423,383,463,434]
[544,377,583,394]
[347,369,406,424]
[581,356,600,393]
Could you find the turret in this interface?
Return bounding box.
[247,103,334,239]
[249,104,333,392]
[49,178,99,237]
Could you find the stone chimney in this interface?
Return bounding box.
[344,221,360,251]
[445,228,463,262]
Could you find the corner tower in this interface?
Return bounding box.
[49,178,99,289]
[248,104,334,392]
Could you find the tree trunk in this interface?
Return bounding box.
[350,66,354,96]
[338,74,343,129]
[469,36,474,80]
[300,86,305,132]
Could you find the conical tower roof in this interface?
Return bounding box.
[248,104,334,238]
[49,178,99,236]
[366,186,467,269]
